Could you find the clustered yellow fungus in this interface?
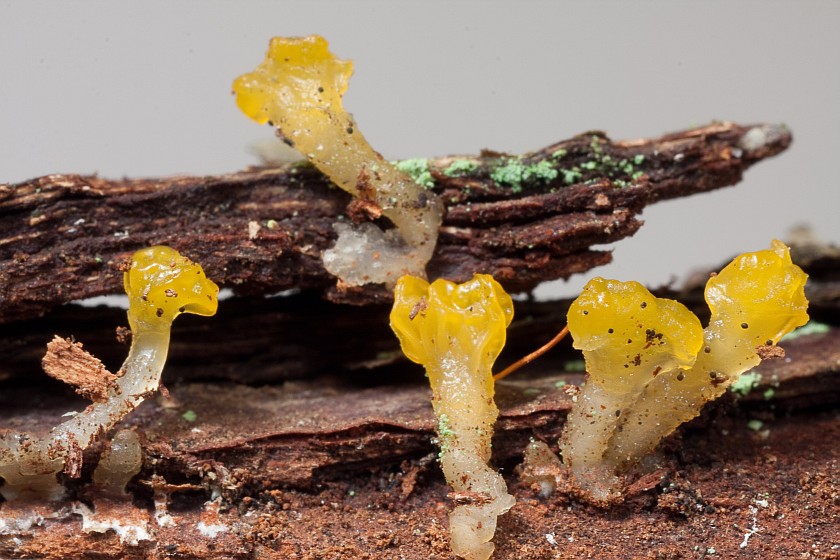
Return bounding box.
[0,246,218,500]
[233,35,442,286]
[391,274,515,560]
[561,240,809,502]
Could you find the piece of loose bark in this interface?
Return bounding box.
[41,335,117,403]
[0,121,790,324]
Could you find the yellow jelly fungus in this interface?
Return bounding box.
[125,245,218,331]
[0,246,218,501]
[233,35,442,286]
[391,274,514,560]
[602,239,808,469]
[560,240,808,503]
[561,278,704,501]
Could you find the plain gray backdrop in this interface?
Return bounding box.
[2,1,838,299]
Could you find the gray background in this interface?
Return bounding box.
[2,1,838,299]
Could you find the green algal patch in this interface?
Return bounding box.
[491,157,559,193]
[438,413,456,439]
[437,413,456,459]
[182,410,198,422]
[395,158,435,189]
[730,371,762,397]
[528,160,559,181]
[563,359,586,372]
[576,135,647,185]
[561,168,583,185]
[442,159,478,177]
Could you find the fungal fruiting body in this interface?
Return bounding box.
[92,429,143,496]
[0,246,218,500]
[602,240,809,469]
[233,35,442,286]
[391,274,515,560]
[561,279,704,502]
[561,240,809,502]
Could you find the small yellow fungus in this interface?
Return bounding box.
[0,246,218,501]
[391,274,514,560]
[602,240,808,470]
[124,245,218,331]
[233,35,442,286]
[561,278,704,501]
[560,240,809,503]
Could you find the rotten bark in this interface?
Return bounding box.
[4,120,840,560]
[0,121,790,324]
[0,327,836,494]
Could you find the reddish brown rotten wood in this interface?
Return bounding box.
[0,121,790,324]
[0,326,835,494]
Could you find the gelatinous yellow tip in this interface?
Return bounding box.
[124,246,219,329]
[390,274,513,374]
[233,35,353,126]
[568,278,704,386]
[706,239,809,344]
[233,35,443,286]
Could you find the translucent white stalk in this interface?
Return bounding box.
[0,246,217,500]
[233,35,443,286]
[391,274,514,560]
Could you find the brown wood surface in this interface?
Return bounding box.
[6,121,839,560]
[0,122,790,324]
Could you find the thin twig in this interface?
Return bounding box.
[494,325,570,381]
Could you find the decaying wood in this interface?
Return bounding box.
[0,121,790,324]
[3,118,839,560]
[3,233,838,387]
[0,328,836,495]
[2,406,835,559]
[144,325,840,488]
[41,336,117,403]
